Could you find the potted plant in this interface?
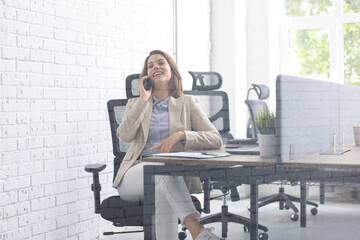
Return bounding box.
[255,109,276,157]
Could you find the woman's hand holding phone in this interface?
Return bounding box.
[139,76,153,101]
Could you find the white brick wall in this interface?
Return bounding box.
[0,0,175,239]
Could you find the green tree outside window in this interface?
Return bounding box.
[285,0,360,85]
[289,29,330,79]
[344,22,360,85]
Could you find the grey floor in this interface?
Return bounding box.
[100,197,360,240]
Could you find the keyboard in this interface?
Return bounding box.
[226,146,260,155]
[226,138,258,145]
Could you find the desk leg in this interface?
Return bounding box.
[250,179,259,240]
[300,181,307,228]
[203,177,211,214]
[320,180,325,204]
[143,166,156,240]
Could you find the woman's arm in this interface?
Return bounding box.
[117,75,153,143]
[150,131,185,153]
[149,95,222,153]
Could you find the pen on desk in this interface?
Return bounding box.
[201,153,230,157]
[201,153,223,157]
[342,149,351,154]
[201,152,214,156]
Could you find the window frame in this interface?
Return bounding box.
[279,0,360,84]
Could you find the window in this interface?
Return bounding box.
[280,0,360,85]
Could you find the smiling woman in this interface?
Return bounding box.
[113,50,224,240]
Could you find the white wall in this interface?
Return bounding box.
[177,0,275,138]
[0,0,175,239]
[246,0,270,89]
[210,0,247,138]
[247,0,281,110]
[176,0,211,90]
[210,0,279,137]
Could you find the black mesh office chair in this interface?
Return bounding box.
[187,71,268,240]
[84,99,144,236]
[84,76,201,239]
[187,71,233,142]
[245,84,318,221]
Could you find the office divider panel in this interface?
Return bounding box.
[276,75,340,163]
[339,84,360,144]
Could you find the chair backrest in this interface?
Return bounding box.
[184,90,233,142]
[188,71,223,91]
[107,99,129,180]
[186,71,233,142]
[244,84,270,139]
[124,72,233,142]
[125,73,141,99]
[107,74,141,180]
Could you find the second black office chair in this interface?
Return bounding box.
[187,71,268,240]
[245,83,318,221]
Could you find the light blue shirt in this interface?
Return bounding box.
[141,95,169,156]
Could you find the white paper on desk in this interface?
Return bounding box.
[150,152,231,159]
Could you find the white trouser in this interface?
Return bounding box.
[117,162,199,240]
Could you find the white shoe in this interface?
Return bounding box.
[195,227,224,240]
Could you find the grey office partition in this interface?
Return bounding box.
[339,84,360,144]
[276,74,360,163]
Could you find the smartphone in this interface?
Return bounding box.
[143,78,153,90]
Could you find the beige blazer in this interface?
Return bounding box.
[112,94,222,193]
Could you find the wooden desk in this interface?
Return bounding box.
[142,149,278,240]
[142,144,360,240]
[143,147,277,166]
[285,143,360,168]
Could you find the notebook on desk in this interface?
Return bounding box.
[149,152,231,159]
[226,146,260,155]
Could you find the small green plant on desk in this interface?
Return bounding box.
[255,109,276,135]
[255,109,276,158]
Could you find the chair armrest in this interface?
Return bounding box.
[84,164,107,214]
[84,163,107,173]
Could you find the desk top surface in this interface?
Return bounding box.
[285,143,360,168]
[142,146,277,166]
[142,144,360,169]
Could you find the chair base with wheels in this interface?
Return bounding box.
[199,182,268,240]
[248,183,319,221]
